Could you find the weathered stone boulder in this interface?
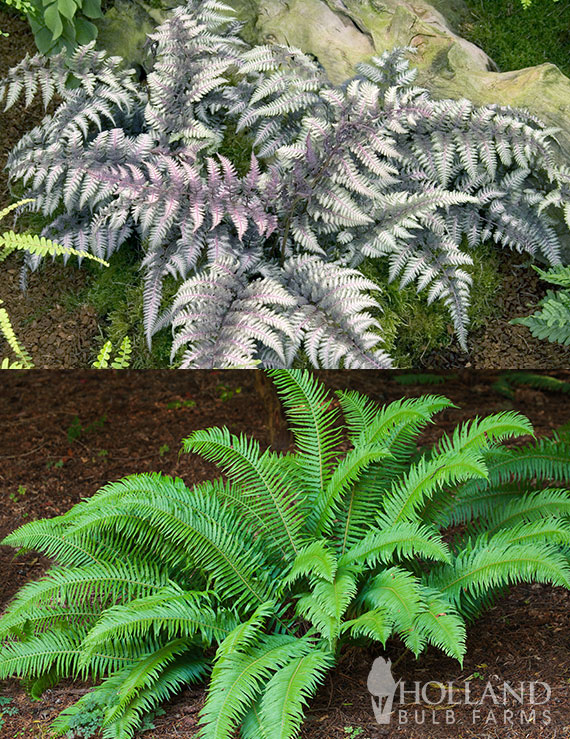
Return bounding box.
[95,0,570,161]
[96,0,173,72]
[229,0,570,161]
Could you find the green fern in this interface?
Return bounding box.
[92,337,133,369]
[1,370,570,739]
[511,265,570,346]
[0,199,109,369]
[493,370,570,399]
[0,299,33,369]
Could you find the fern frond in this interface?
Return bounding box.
[428,543,570,608]
[183,427,305,556]
[0,301,33,369]
[339,522,450,569]
[282,541,338,587]
[268,370,342,501]
[257,649,335,739]
[200,634,313,739]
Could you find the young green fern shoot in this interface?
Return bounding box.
[92,336,133,369]
[1,370,570,739]
[0,299,33,368]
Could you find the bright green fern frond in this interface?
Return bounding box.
[268,370,342,500]
[52,654,208,739]
[282,541,337,588]
[511,266,570,346]
[311,569,357,625]
[340,608,392,645]
[380,449,488,526]
[333,394,454,550]
[61,473,199,522]
[483,488,570,535]
[0,300,33,369]
[1,515,107,566]
[337,392,453,449]
[0,601,101,642]
[339,521,450,569]
[413,587,466,663]
[81,588,237,658]
[311,443,391,537]
[0,199,34,223]
[100,638,197,724]
[200,634,313,739]
[214,602,276,660]
[257,648,335,739]
[484,516,570,549]
[360,567,423,652]
[63,487,276,607]
[428,543,570,609]
[296,568,357,646]
[436,411,534,455]
[431,435,570,526]
[295,594,338,646]
[0,628,131,680]
[93,337,132,369]
[240,699,270,739]
[183,427,305,556]
[0,562,170,641]
[104,655,208,739]
[0,230,110,266]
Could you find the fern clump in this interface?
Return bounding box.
[1,0,569,368]
[92,336,132,368]
[511,264,570,346]
[2,370,570,738]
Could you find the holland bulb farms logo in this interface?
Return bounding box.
[366,657,552,728]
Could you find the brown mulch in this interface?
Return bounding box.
[2,258,98,368]
[0,370,569,738]
[425,252,570,370]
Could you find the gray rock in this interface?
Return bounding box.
[96,0,174,70]
[231,0,570,161]
[94,0,570,161]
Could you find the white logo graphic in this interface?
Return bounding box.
[366,657,552,729]
[366,657,400,724]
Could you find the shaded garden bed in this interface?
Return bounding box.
[1,8,569,369]
[0,371,570,737]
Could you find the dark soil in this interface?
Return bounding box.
[2,259,98,369]
[425,253,570,370]
[1,370,570,738]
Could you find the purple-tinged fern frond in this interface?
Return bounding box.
[282,256,392,369]
[169,256,297,368]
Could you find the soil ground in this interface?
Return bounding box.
[0,370,570,738]
[1,10,570,369]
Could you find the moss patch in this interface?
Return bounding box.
[63,248,172,369]
[361,243,502,366]
[460,0,570,76]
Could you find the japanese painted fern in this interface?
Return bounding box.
[2,370,570,738]
[1,0,568,366]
